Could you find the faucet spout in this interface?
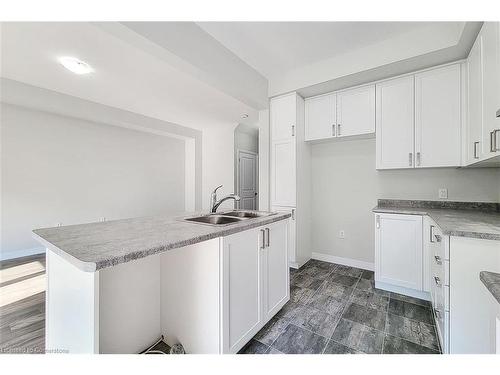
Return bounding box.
[211,194,241,213]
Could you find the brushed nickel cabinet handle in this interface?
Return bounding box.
[491,131,496,152]
[291,209,295,220]
[376,215,380,229]
[430,225,435,243]
[434,276,442,286]
[494,129,500,152]
[265,228,270,247]
[473,141,480,159]
[332,124,336,137]
[416,152,421,166]
[260,229,265,250]
[409,152,413,166]
[337,124,341,136]
[291,125,295,137]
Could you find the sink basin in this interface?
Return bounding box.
[184,214,245,225]
[222,210,273,218]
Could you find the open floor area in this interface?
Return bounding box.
[240,259,440,354]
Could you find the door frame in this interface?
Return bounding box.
[236,149,258,210]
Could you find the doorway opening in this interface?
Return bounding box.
[234,124,259,210]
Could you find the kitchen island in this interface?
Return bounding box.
[33,210,291,354]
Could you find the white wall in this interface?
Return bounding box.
[1,103,185,260]
[311,138,500,265]
[257,109,270,211]
[201,125,237,211]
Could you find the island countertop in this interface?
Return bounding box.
[372,199,500,241]
[33,210,291,272]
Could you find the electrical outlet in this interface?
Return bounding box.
[99,217,106,222]
[438,188,448,199]
[339,230,345,239]
[56,223,62,227]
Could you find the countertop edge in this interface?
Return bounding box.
[480,271,500,305]
[34,213,291,273]
[372,207,500,241]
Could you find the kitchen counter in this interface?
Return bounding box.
[372,200,500,241]
[480,271,500,304]
[33,210,291,272]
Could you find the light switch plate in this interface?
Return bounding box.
[339,230,345,239]
[438,188,448,199]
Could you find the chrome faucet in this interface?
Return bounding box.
[210,185,240,213]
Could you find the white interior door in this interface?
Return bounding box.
[304,93,336,141]
[337,85,375,137]
[415,64,461,167]
[237,150,257,210]
[376,76,415,169]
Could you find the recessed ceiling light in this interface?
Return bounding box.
[59,56,93,75]
[241,114,249,119]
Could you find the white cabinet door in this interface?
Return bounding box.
[262,220,289,320]
[271,206,296,267]
[376,76,415,169]
[304,93,336,141]
[221,228,262,354]
[337,85,375,137]
[481,22,500,158]
[270,139,296,207]
[271,94,296,142]
[467,36,484,163]
[375,213,423,291]
[415,64,461,167]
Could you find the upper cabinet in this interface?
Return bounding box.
[337,85,375,137]
[304,85,375,142]
[271,93,297,142]
[376,64,462,170]
[467,35,484,163]
[415,64,461,168]
[376,76,415,169]
[304,93,336,140]
[466,22,500,165]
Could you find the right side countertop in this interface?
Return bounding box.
[372,199,500,241]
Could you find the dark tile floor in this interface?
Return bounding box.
[239,259,441,354]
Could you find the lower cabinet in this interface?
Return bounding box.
[374,213,423,293]
[272,206,297,267]
[375,212,500,354]
[221,220,289,353]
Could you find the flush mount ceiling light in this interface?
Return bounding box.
[59,56,93,75]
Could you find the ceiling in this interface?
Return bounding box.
[0,22,259,130]
[197,22,465,79]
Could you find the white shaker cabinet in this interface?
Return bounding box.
[271,139,296,207]
[375,213,423,292]
[336,84,375,138]
[262,220,289,321]
[415,64,461,167]
[467,35,484,163]
[304,93,336,141]
[221,228,263,353]
[270,93,311,269]
[375,76,415,169]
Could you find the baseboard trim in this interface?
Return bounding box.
[375,281,431,301]
[311,252,374,271]
[0,247,45,262]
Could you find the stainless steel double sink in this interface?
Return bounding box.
[183,210,275,226]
